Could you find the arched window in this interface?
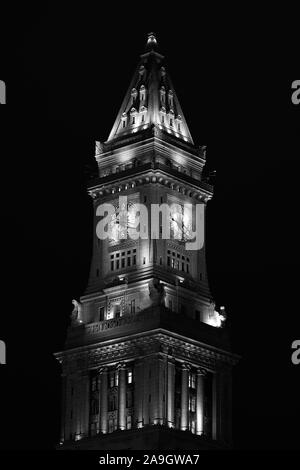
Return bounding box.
[140,85,146,102]
[131,88,137,104]
[130,107,137,125]
[160,86,166,105]
[121,112,127,129]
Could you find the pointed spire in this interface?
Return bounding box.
[106,34,194,145]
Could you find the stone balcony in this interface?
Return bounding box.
[65,306,231,352]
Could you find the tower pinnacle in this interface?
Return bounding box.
[146,32,158,51]
[107,33,194,144]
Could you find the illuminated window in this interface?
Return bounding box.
[190,419,196,434]
[109,370,119,388]
[189,372,196,389]
[127,370,133,384]
[126,415,132,430]
[110,250,137,271]
[189,395,196,412]
[109,373,114,388]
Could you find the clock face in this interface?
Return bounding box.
[170,204,193,241]
[108,200,137,244]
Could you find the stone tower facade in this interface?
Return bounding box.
[55,33,238,450]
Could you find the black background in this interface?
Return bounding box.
[0,5,299,451]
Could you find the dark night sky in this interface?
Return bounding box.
[0,6,299,450]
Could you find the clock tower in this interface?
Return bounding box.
[55,33,239,450]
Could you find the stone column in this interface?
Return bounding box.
[180,363,190,431]
[99,367,108,434]
[158,355,165,424]
[80,372,90,438]
[134,360,144,428]
[167,359,175,428]
[196,368,206,435]
[117,362,127,430]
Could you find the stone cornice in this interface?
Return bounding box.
[55,327,240,374]
[88,163,213,203]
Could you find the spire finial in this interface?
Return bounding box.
[146,32,158,51]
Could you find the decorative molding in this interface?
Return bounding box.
[59,332,237,376]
